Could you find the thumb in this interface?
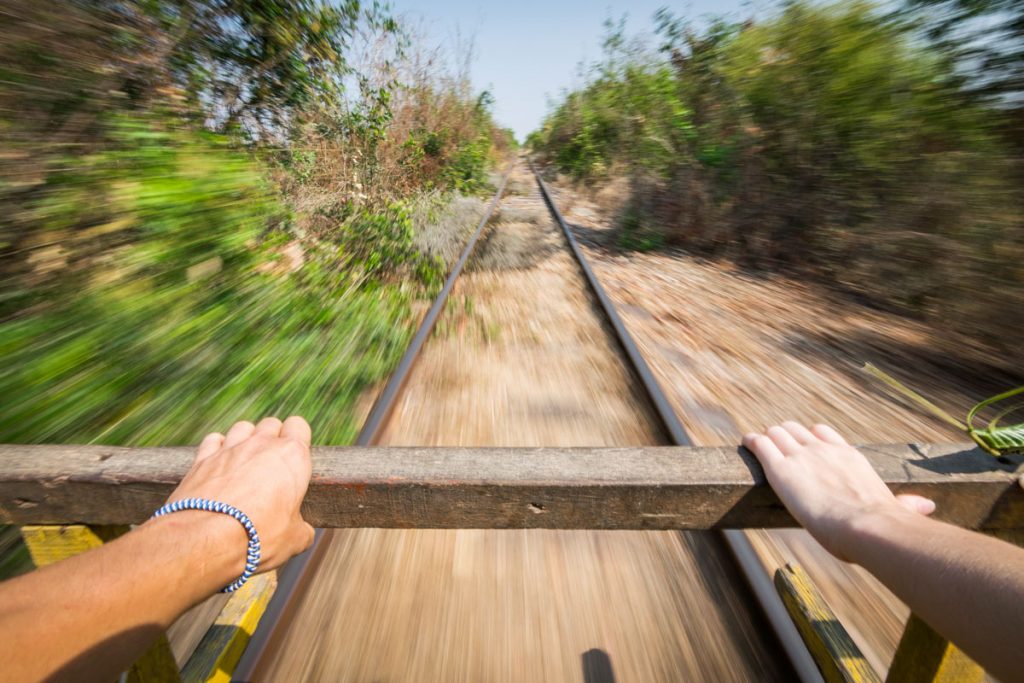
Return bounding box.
[896,494,936,516]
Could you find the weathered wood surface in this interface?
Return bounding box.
[885,613,983,683]
[774,563,881,683]
[20,524,128,566]
[181,571,277,683]
[1,443,1021,529]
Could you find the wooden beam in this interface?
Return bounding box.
[1,443,1021,530]
[885,613,983,683]
[181,572,277,683]
[774,563,881,683]
[21,524,129,566]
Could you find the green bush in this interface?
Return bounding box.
[532,1,1023,347]
[443,135,494,194]
[0,0,504,453]
[540,64,689,180]
[340,202,445,287]
[0,115,415,446]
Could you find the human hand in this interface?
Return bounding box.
[743,421,935,561]
[163,416,315,574]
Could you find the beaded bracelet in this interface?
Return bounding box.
[151,497,261,593]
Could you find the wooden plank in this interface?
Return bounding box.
[166,593,231,666]
[20,524,128,566]
[774,563,881,683]
[124,639,182,683]
[20,524,181,682]
[1,443,1021,529]
[180,572,277,683]
[885,613,983,683]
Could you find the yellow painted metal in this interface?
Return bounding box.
[774,563,882,683]
[20,524,181,682]
[181,571,277,683]
[885,613,984,683]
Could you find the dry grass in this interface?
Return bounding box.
[275,29,509,239]
[412,194,488,267]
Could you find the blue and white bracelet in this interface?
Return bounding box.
[151,497,261,593]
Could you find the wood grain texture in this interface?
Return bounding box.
[1,443,1021,529]
[774,563,881,683]
[180,572,277,683]
[20,524,128,566]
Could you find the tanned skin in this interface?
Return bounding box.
[0,416,314,682]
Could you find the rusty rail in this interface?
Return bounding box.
[228,166,512,681]
[529,163,832,682]
[525,164,1024,683]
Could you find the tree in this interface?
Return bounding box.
[907,0,1023,104]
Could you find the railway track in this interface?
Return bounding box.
[530,163,823,683]
[232,170,513,681]
[233,158,821,681]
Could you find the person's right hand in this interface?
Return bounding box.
[162,416,316,574]
[743,421,935,561]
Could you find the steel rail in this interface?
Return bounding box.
[357,168,512,444]
[528,161,691,447]
[232,167,512,682]
[528,162,825,683]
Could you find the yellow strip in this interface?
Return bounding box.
[181,571,277,683]
[21,524,128,566]
[774,563,881,683]
[885,613,983,683]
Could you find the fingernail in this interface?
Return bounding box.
[920,499,936,515]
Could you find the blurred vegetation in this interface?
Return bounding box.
[530,1,1023,358]
[909,0,1024,110]
[0,0,508,454]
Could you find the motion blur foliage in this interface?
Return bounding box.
[0,0,505,449]
[531,1,1023,357]
[1,118,413,445]
[908,0,1024,111]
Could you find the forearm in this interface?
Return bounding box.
[0,512,243,681]
[846,508,1024,682]
[0,416,313,681]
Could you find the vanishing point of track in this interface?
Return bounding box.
[233,159,823,681]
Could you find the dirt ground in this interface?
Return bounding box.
[549,180,1022,677]
[259,162,792,682]
[253,160,1020,681]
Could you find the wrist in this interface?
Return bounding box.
[837,503,928,564]
[141,509,249,599]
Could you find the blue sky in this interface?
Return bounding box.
[391,1,762,140]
